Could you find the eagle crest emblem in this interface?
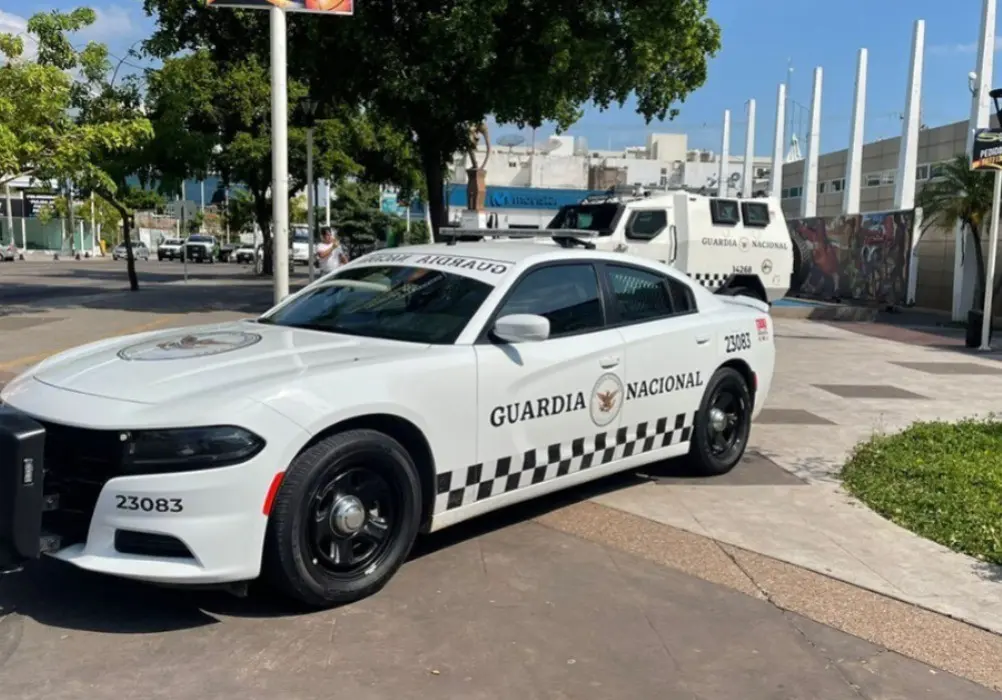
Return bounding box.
[156,334,227,351]
[596,389,618,413]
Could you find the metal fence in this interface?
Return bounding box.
[0,216,99,254]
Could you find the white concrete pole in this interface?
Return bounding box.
[19,191,25,249]
[4,184,12,247]
[270,6,290,303]
[844,49,868,215]
[800,67,823,218]
[742,99,756,197]
[717,109,731,197]
[306,127,315,284]
[956,0,996,321]
[982,171,1002,349]
[894,20,925,211]
[770,84,786,197]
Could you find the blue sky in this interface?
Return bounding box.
[2,0,1001,157]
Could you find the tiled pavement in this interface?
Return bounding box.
[595,317,1002,635]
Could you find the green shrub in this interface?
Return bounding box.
[840,417,1002,566]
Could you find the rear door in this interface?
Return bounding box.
[598,262,713,459]
[462,262,627,512]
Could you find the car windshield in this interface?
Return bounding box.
[188,235,213,243]
[258,265,492,344]
[292,229,310,243]
[547,203,620,235]
[163,239,182,245]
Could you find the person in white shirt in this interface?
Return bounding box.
[316,226,347,274]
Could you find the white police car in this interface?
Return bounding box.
[0,232,775,607]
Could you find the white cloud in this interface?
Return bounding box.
[74,5,139,45]
[0,10,35,60]
[928,37,1002,55]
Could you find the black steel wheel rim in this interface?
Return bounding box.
[705,384,748,457]
[303,462,401,580]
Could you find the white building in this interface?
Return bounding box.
[450,130,773,197]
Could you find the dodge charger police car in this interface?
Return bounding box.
[0,232,775,607]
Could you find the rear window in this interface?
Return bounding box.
[188,235,213,243]
[547,203,621,235]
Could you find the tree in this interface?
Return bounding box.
[289,0,721,237]
[916,154,999,313]
[224,188,256,234]
[1,8,155,290]
[328,181,396,258]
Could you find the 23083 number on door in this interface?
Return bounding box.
[724,332,752,353]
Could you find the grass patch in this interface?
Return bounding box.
[840,417,1002,566]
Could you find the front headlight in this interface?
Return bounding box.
[121,426,265,474]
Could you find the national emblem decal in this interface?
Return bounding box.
[589,373,624,427]
[118,331,262,361]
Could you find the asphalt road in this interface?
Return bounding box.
[0,257,311,307]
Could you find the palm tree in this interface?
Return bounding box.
[916,154,998,315]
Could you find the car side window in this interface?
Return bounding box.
[496,263,604,337]
[605,264,697,323]
[625,210,668,240]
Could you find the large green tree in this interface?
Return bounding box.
[0,8,155,290]
[142,43,421,274]
[291,0,722,236]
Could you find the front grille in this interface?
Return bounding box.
[38,421,126,546]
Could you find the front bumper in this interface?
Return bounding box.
[185,246,212,261]
[0,405,304,585]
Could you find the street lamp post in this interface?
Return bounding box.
[299,97,319,284]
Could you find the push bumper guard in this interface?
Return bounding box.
[0,407,60,573]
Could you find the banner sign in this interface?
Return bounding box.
[971,129,1002,171]
[206,0,353,14]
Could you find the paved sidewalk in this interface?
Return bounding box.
[594,318,1002,635]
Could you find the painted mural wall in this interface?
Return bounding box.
[787,209,915,306]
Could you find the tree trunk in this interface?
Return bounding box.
[98,191,139,291]
[417,136,446,242]
[251,186,273,276]
[967,220,988,311]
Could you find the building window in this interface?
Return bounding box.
[880,171,895,185]
[832,178,844,192]
[916,164,929,180]
[789,186,803,198]
[864,174,881,188]
[929,162,946,179]
[781,188,790,198]
[818,181,827,194]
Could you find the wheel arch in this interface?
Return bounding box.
[716,358,757,404]
[293,413,438,530]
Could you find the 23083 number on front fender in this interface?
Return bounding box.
[724,332,752,353]
[115,495,184,513]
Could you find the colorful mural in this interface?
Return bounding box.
[787,209,915,306]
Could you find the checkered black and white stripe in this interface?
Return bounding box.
[435,412,695,512]
[687,271,728,289]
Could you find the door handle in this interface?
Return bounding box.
[695,336,710,345]
[599,356,620,369]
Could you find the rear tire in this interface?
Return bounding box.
[263,429,422,608]
[685,367,752,476]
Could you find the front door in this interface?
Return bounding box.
[599,262,712,459]
[466,262,626,511]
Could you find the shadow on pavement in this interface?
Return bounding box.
[0,454,743,635]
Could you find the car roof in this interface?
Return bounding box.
[348,241,701,287]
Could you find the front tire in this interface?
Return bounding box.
[686,367,752,476]
[263,429,423,607]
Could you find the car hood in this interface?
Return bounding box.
[17,320,430,406]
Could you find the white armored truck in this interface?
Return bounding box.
[453,189,795,304]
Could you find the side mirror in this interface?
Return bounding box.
[493,314,550,343]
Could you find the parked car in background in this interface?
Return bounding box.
[184,235,218,263]
[219,243,237,263]
[234,243,260,265]
[158,238,184,261]
[291,226,312,265]
[0,242,17,262]
[112,241,150,261]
